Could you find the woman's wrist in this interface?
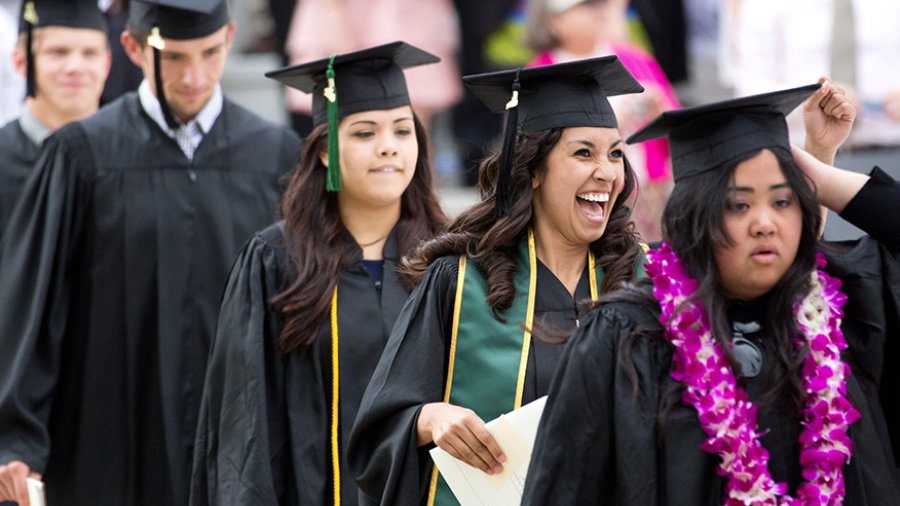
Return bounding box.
[416,403,435,446]
[803,140,837,166]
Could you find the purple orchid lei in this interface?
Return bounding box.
[645,242,861,505]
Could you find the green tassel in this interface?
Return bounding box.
[325,55,341,192]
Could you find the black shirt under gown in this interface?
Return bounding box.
[0,92,301,506]
[0,119,39,239]
[522,167,900,506]
[190,224,414,505]
[348,254,596,505]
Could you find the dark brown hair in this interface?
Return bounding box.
[403,127,643,320]
[613,147,823,421]
[272,115,448,354]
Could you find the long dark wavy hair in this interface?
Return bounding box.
[611,146,823,421]
[273,115,448,354]
[403,127,643,321]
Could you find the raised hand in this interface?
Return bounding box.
[803,77,857,164]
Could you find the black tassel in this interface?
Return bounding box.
[23,1,37,98]
[25,23,36,98]
[153,46,178,129]
[495,68,521,219]
[147,25,178,129]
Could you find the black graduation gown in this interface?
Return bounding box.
[348,255,595,505]
[522,168,900,506]
[0,119,39,239]
[190,223,411,505]
[0,92,301,506]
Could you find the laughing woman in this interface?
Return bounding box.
[189,42,448,505]
[521,82,900,505]
[347,56,648,505]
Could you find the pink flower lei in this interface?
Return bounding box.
[645,242,861,505]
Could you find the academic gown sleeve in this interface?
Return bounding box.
[347,256,458,506]
[829,167,900,467]
[0,131,89,473]
[190,231,291,505]
[521,301,684,506]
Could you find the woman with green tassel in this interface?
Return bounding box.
[189,41,448,505]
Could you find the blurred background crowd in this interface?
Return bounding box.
[2,0,897,241]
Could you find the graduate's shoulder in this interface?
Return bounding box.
[250,221,289,253]
[822,236,895,286]
[0,117,21,142]
[418,254,462,285]
[228,222,294,282]
[221,98,301,149]
[429,254,461,273]
[0,120,32,167]
[66,92,141,136]
[47,93,144,156]
[577,283,663,348]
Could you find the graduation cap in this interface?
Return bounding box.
[129,0,231,129]
[462,55,644,217]
[19,0,108,98]
[265,41,440,192]
[626,83,821,181]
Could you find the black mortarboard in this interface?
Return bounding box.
[462,55,644,217]
[626,83,821,181]
[129,0,231,128]
[265,41,440,192]
[129,0,229,40]
[19,0,108,98]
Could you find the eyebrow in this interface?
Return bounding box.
[728,182,792,193]
[565,139,623,149]
[348,117,414,127]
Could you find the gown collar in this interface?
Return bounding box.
[19,106,52,146]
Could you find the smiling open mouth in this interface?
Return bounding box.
[576,192,609,222]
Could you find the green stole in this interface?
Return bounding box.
[426,229,607,506]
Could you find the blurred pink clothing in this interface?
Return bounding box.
[285,0,463,115]
[531,43,679,182]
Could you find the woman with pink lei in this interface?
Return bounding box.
[522,80,900,505]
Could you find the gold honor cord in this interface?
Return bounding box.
[330,287,341,506]
[425,230,598,505]
[443,256,467,406]
[512,229,538,410]
[426,255,468,504]
[426,230,540,505]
